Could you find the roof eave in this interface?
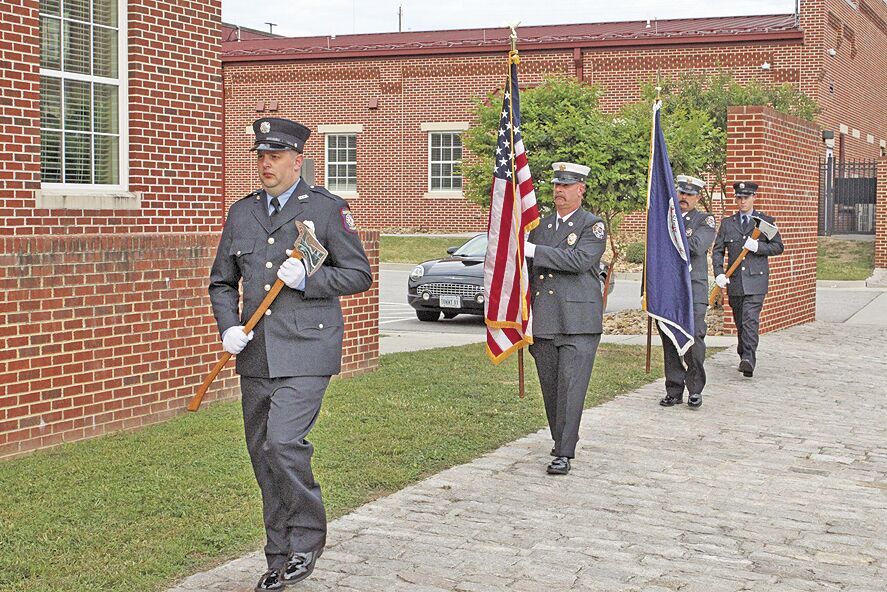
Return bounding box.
[221,30,804,65]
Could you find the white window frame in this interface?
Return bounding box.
[37,0,135,209]
[421,122,468,198]
[321,124,361,197]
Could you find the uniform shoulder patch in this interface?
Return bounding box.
[706,215,716,229]
[341,207,358,234]
[592,221,605,240]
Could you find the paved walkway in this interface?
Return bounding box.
[168,318,887,592]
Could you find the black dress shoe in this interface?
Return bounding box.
[547,456,571,475]
[255,569,284,592]
[659,394,683,407]
[687,393,702,408]
[282,547,323,585]
[738,359,754,377]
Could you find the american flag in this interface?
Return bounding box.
[484,52,540,364]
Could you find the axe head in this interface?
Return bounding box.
[293,220,329,276]
[751,216,778,240]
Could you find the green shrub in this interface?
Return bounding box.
[624,242,645,264]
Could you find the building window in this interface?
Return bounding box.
[39,0,126,187]
[325,134,357,193]
[428,132,462,192]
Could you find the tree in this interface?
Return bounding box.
[639,71,819,209]
[462,76,721,270]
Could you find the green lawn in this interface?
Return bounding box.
[380,235,476,263]
[0,343,664,592]
[817,237,875,280]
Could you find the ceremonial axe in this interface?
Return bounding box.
[709,216,778,307]
[188,220,328,412]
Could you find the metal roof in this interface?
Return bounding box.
[222,14,802,63]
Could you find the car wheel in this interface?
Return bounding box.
[442,311,458,319]
[416,310,441,322]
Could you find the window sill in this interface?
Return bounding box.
[36,188,142,210]
[423,191,464,199]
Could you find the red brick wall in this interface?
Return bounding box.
[0,0,224,235]
[0,0,40,216]
[0,231,379,460]
[815,0,887,160]
[722,105,820,334]
[223,52,575,232]
[0,2,380,459]
[221,0,886,233]
[876,159,887,269]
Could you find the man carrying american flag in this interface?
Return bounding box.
[525,162,607,475]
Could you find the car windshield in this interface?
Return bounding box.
[451,234,487,258]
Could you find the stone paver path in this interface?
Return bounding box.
[169,322,887,591]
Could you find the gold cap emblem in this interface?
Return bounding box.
[559,164,567,171]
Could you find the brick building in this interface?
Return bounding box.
[221,0,887,232]
[0,1,378,459]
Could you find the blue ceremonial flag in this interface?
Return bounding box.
[642,101,695,355]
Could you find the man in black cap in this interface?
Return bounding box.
[525,162,607,475]
[208,117,372,590]
[711,181,783,378]
[658,175,715,408]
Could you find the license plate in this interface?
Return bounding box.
[439,295,461,308]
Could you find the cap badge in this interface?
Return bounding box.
[559,164,566,171]
[260,121,271,133]
[567,232,577,246]
[739,182,745,189]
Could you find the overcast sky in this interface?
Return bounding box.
[222,0,799,38]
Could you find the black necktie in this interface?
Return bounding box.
[270,197,281,217]
[741,214,749,231]
[556,217,563,230]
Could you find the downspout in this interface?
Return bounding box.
[574,47,583,82]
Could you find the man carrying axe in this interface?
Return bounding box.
[208,117,372,591]
[711,182,783,378]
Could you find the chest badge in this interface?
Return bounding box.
[686,227,694,237]
[567,232,577,246]
[706,215,716,229]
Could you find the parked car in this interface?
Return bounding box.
[407,234,613,322]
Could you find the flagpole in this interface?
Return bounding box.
[508,25,526,399]
[643,85,662,374]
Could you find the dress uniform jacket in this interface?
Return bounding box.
[684,209,717,303]
[527,208,607,337]
[209,180,373,378]
[711,211,784,296]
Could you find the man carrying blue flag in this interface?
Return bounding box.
[658,175,715,408]
[642,101,698,406]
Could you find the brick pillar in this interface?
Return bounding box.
[723,106,820,334]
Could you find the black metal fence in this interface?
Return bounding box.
[819,158,877,235]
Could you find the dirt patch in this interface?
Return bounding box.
[604,306,725,336]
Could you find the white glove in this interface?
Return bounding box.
[715,274,729,289]
[222,326,253,355]
[524,242,537,258]
[278,250,307,289]
[744,237,759,253]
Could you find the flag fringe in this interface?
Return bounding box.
[486,336,532,365]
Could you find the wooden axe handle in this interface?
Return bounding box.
[708,226,761,306]
[188,250,303,412]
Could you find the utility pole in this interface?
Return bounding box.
[265,22,276,34]
[398,4,403,33]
